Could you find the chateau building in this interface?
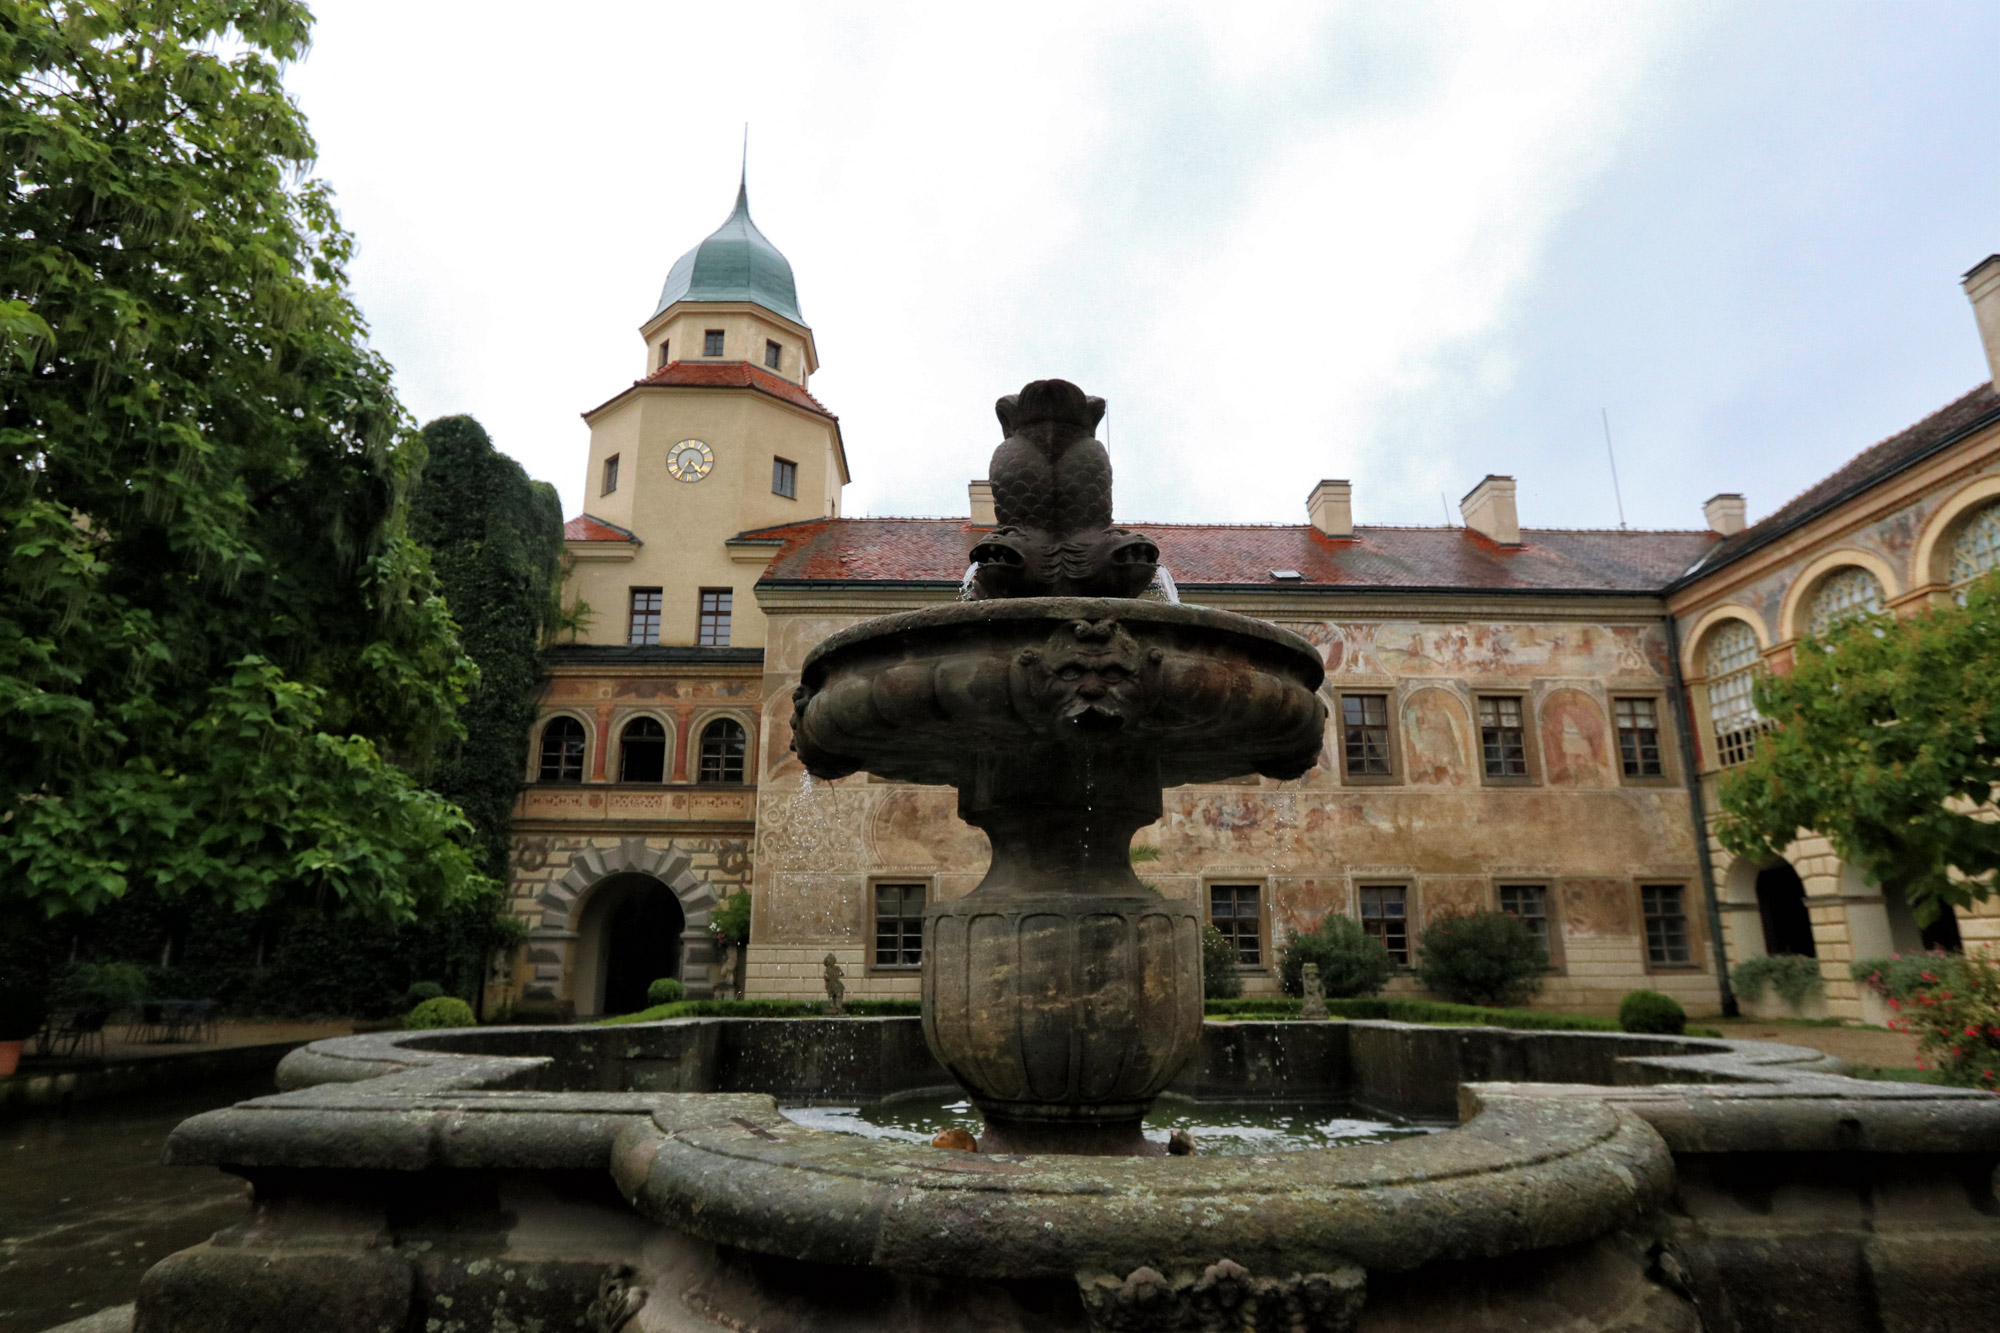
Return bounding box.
[499,185,2000,1025]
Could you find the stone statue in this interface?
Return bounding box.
[821,952,845,1016]
[969,379,1159,600]
[1299,962,1328,1021]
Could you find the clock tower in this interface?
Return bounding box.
[563,177,847,650]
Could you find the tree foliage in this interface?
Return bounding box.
[1,1,481,922]
[408,415,563,882]
[1716,576,2000,924]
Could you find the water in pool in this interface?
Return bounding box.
[780,1091,1440,1155]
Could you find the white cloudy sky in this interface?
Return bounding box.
[286,1,2000,533]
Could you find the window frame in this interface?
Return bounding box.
[1474,692,1539,785]
[869,879,929,972]
[1357,883,1412,968]
[1495,881,1562,973]
[1611,693,1673,786]
[1205,880,1267,970]
[601,452,620,496]
[614,714,670,784]
[627,586,663,646]
[659,341,670,369]
[535,714,588,784]
[1701,620,1765,770]
[772,456,798,499]
[702,328,725,357]
[696,588,733,647]
[1336,689,1400,786]
[696,715,749,786]
[764,339,782,370]
[1638,882,1700,972]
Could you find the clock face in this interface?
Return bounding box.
[666,439,714,483]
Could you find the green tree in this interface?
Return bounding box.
[409,415,564,882]
[1716,577,2000,924]
[1,1,481,925]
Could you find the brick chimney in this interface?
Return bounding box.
[969,479,996,526]
[1704,493,1746,537]
[1459,475,1520,545]
[1965,255,2000,388]
[1306,480,1353,538]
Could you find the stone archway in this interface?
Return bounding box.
[523,840,720,1014]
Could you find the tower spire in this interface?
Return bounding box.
[739,123,749,209]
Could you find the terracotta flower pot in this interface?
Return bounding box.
[0,1040,23,1078]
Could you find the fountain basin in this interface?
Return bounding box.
[139,1017,2000,1332]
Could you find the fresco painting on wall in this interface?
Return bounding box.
[1539,688,1612,788]
[1404,688,1470,786]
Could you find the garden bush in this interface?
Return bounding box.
[405,996,477,1030]
[1874,949,2000,1089]
[56,961,151,1011]
[1415,911,1547,1007]
[647,978,686,1006]
[1279,913,1393,999]
[404,981,445,1007]
[1201,925,1243,999]
[1730,954,1823,1007]
[1851,951,1953,1003]
[1618,989,1686,1035]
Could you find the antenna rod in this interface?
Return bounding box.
[1601,407,1627,530]
[1441,493,1452,526]
[742,123,749,182]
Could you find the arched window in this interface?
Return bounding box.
[698,718,747,784]
[1950,502,2000,596]
[618,717,668,783]
[1808,566,1884,636]
[1704,621,1762,768]
[538,716,586,782]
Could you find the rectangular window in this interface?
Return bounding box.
[874,883,926,968]
[627,587,662,646]
[1499,884,1551,960]
[697,589,732,647]
[1614,698,1664,777]
[1641,885,1692,966]
[772,457,797,499]
[765,339,782,370]
[1208,885,1263,966]
[1359,886,1409,965]
[703,329,724,356]
[1340,693,1393,778]
[1478,696,1530,778]
[601,452,620,495]
[659,341,670,368]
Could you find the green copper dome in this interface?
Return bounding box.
[653,181,805,326]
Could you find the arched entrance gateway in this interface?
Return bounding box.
[574,873,686,1016]
[1754,862,1817,958]
[526,840,721,1017]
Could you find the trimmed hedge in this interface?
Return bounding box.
[405,996,477,1030]
[597,997,923,1026]
[1618,989,1687,1035]
[646,978,686,1006]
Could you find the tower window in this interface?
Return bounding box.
[703,329,724,357]
[538,717,586,783]
[628,587,662,645]
[765,340,782,370]
[601,453,620,495]
[698,717,747,784]
[697,589,732,646]
[772,457,797,499]
[659,341,670,368]
[618,717,668,783]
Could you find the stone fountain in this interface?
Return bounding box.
[791,377,1325,1154]
[133,380,2000,1333]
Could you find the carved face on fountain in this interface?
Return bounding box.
[1013,619,1161,735]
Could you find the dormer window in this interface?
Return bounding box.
[703,329,724,357]
[765,340,782,370]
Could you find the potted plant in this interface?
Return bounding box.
[0,975,48,1076]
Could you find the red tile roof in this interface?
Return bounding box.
[564,514,638,542]
[735,517,1717,593]
[1683,382,2000,582]
[589,359,837,421]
